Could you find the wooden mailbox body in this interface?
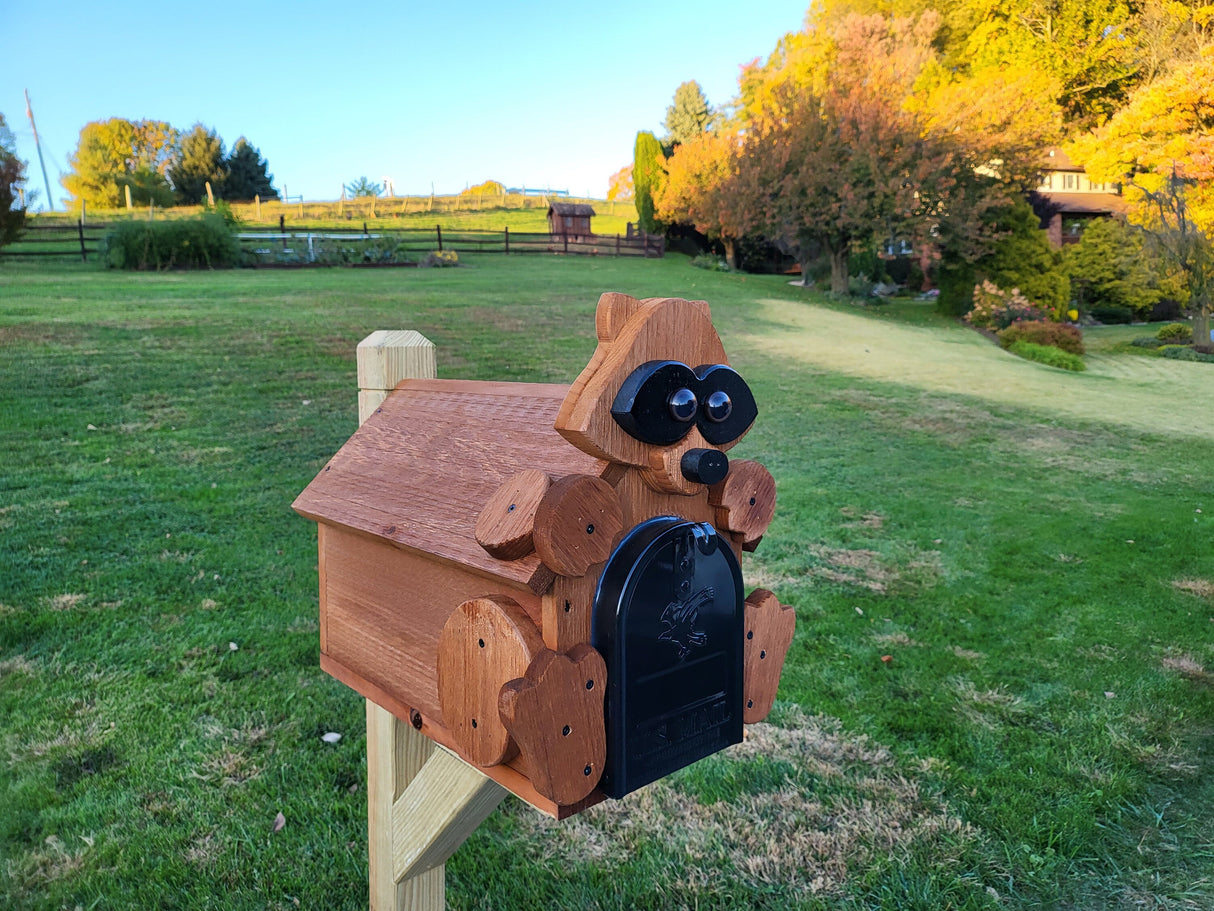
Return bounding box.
[293,293,795,819]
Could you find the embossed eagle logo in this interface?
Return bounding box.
[659,587,712,660]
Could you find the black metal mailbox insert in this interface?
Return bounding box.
[592,516,744,798]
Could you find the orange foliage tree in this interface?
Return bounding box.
[606,165,633,202]
[735,13,1009,292]
[656,130,748,268]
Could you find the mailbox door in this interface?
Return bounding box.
[592,516,744,799]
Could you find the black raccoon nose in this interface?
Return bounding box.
[680,449,728,485]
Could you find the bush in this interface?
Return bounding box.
[938,197,1069,318]
[1160,345,1214,363]
[421,250,458,268]
[998,320,1085,355]
[102,214,240,270]
[1090,305,1133,324]
[1156,322,1193,343]
[690,253,730,271]
[1130,337,1164,349]
[966,281,1050,329]
[1065,217,1163,319]
[1007,340,1086,371]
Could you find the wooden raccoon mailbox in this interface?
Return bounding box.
[293,292,795,818]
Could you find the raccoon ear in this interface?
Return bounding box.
[595,292,644,341]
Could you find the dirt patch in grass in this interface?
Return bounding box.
[46,593,86,611]
[0,654,37,676]
[840,507,886,529]
[5,834,92,889]
[1162,653,1209,683]
[1172,578,1214,599]
[509,708,971,897]
[873,631,921,647]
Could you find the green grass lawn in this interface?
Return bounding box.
[1,257,1212,910]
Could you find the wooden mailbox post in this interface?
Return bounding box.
[294,296,796,908]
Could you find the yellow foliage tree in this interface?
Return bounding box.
[656,130,745,267]
[460,180,505,197]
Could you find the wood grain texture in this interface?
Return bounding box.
[532,474,623,577]
[321,653,606,819]
[742,589,796,724]
[436,596,545,767]
[612,468,715,530]
[368,702,440,911]
[475,470,550,560]
[542,567,601,652]
[708,459,777,547]
[391,747,508,882]
[294,379,606,593]
[499,644,607,806]
[321,525,541,726]
[554,296,740,496]
[358,330,437,392]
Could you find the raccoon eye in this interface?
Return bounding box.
[612,360,699,446]
[668,388,698,422]
[704,390,732,423]
[694,365,757,446]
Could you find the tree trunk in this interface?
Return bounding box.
[1194,308,1212,353]
[723,237,737,271]
[829,245,849,295]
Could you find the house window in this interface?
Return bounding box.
[1041,174,1053,190]
[1064,173,1076,189]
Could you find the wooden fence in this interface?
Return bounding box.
[1,222,102,261]
[0,222,664,263]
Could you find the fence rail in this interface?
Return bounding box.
[1,222,664,262]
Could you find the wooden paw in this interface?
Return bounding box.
[709,460,776,548]
[532,474,623,577]
[475,470,551,560]
[436,596,544,767]
[743,589,795,723]
[499,644,607,805]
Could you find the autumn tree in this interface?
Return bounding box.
[0,113,27,250]
[1075,54,1214,344]
[657,129,747,267]
[737,13,1008,293]
[63,118,178,210]
[632,131,667,233]
[663,80,715,147]
[460,180,505,196]
[171,124,226,205]
[607,165,633,201]
[224,138,278,201]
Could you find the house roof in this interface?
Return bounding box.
[1043,147,1080,171]
[1038,191,1128,216]
[548,202,595,217]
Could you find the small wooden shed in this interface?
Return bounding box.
[548,202,595,236]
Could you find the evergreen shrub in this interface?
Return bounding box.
[1007,340,1086,371]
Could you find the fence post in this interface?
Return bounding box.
[616,233,620,257]
[436,224,443,252]
[504,226,509,255]
[255,195,261,220]
[78,219,87,262]
[563,232,568,254]
[356,331,507,911]
[81,200,86,227]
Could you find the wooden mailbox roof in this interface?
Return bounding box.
[292,379,606,591]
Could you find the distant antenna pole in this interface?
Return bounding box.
[24,89,55,212]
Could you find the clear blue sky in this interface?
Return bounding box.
[1,1,808,209]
